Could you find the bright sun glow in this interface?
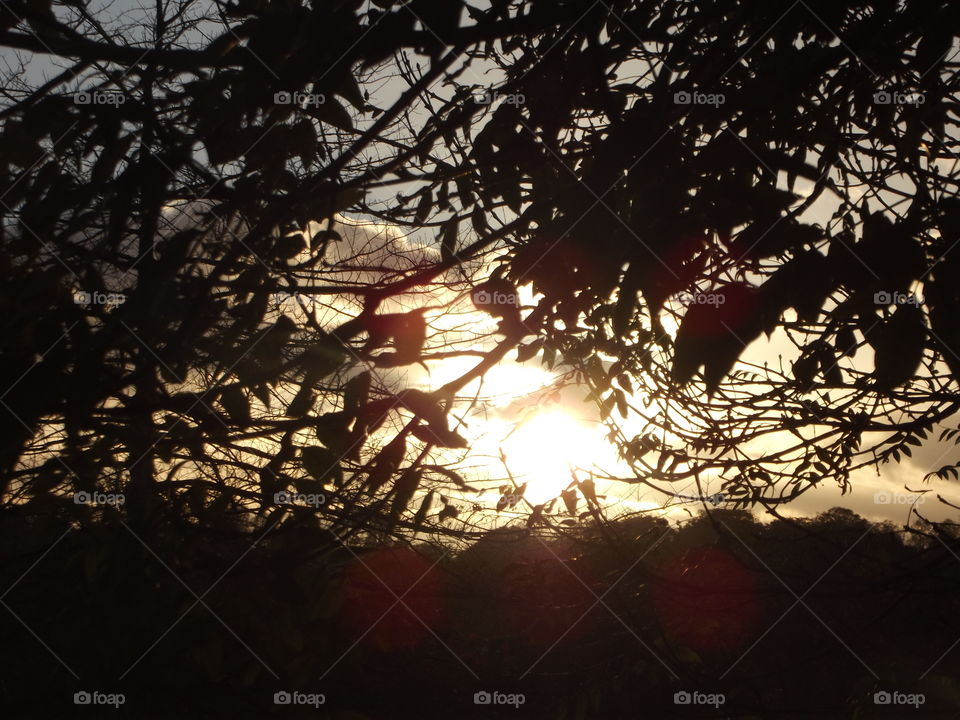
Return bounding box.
[500,408,611,505]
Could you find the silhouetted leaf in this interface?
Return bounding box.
[440,216,458,262]
[367,436,406,493]
[516,340,541,363]
[301,446,341,484]
[672,282,764,394]
[872,305,926,390]
[219,386,251,425]
[411,489,434,531]
[309,97,354,131]
[390,468,422,518]
[286,383,315,417]
[414,188,432,225]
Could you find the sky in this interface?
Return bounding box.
[5,0,959,529]
[277,211,960,530]
[318,42,960,528]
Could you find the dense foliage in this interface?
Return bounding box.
[2,1,959,534]
[2,1,960,715]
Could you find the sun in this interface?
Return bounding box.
[500,408,610,506]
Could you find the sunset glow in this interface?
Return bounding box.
[500,408,612,506]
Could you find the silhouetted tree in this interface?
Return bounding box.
[6,3,960,717]
[354,0,960,518]
[2,0,960,583]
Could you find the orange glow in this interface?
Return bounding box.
[501,408,611,506]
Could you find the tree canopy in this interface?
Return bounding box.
[2,0,959,535]
[3,0,960,716]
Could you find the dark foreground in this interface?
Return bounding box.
[2,506,959,718]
